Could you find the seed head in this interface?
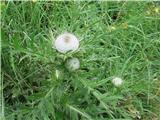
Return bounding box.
[66,58,80,71]
[54,33,79,53]
[112,77,123,87]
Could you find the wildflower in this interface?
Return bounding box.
[66,58,80,71]
[54,33,79,53]
[112,77,123,86]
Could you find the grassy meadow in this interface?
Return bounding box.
[1,1,160,120]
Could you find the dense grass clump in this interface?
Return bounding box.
[1,1,160,120]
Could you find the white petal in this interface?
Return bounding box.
[54,33,79,53]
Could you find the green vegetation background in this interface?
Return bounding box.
[1,1,160,120]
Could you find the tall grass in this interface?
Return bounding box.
[1,1,160,120]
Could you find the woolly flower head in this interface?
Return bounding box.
[66,58,80,71]
[112,77,123,87]
[54,32,79,53]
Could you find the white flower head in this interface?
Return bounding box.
[54,32,79,53]
[66,58,80,71]
[112,77,123,87]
